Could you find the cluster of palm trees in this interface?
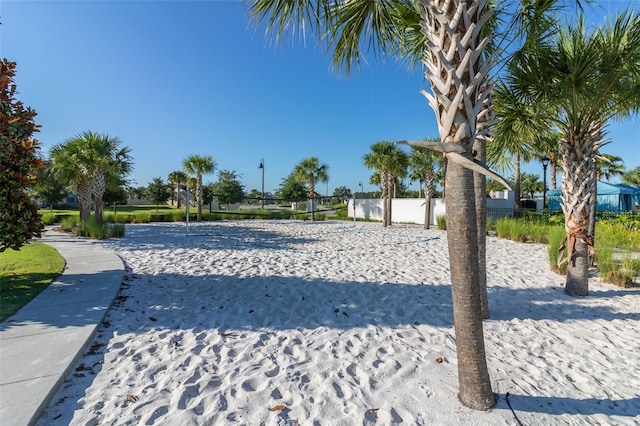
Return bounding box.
[249,0,640,410]
[49,131,132,227]
[165,155,217,222]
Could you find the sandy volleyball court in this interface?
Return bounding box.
[37,221,640,425]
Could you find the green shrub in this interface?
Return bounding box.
[547,226,567,275]
[40,212,56,225]
[59,217,78,233]
[333,205,348,219]
[436,215,446,230]
[314,213,326,221]
[595,221,640,287]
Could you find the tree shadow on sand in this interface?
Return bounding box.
[496,393,640,419]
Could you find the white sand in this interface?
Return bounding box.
[37,221,640,425]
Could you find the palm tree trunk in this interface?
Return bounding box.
[77,182,92,227]
[473,136,489,319]
[176,182,182,209]
[196,176,203,221]
[419,0,495,408]
[387,173,393,226]
[446,161,494,409]
[550,160,558,190]
[92,170,106,226]
[424,171,434,229]
[561,133,595,296]
[309,176,316,221]
[381,176,388,227]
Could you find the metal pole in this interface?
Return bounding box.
[259,159,265,210]
[543,164,548,210]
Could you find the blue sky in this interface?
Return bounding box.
[2,0,638,195]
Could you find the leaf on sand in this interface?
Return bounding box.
[435,357,444,363]
[126,394,139,403]
[269,405,286,412]
[149,317,157,322]
[220,332,238,339]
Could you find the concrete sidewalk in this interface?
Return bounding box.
[0,229,124,426]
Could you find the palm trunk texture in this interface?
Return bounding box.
[77,182,92,227]
[419,0,495,409]
[92,170,106,226]
[560,132,596,296]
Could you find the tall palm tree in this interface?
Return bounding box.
[249,0,509,408]
[168,170,188,208]
[250,0,577,409]
[183,155,216,221]
[292,156,329,221]
[363,141,409,227]
[508,12,640,296]
[408,141,442,229]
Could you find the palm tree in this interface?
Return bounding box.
[363,141,409,227]
[292,156,329,221]
[534,130,562,190]
[596,154,625,182]
[519,172,544,200]
[49,139,93,226]
[249,0,508,409]
[508,12,640,296]
[168,170,188,208]
[408,141,442,229]
[183,155,216,221]
[51,131,132,226]
[622,167,640,187]
[489,83,550,209]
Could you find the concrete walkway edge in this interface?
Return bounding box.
[0,229,125,426]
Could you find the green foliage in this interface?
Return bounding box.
[547,226,567,275]
[278,173,308,201]
[595,221,640,287]
[145,177,172,210]
[333,186,352,201]
[495,217,551,243]
[333,204,348,219]
[313,213,326,221]
[211,170,245,207]
[32,159,68,209]
[0,59,44,251]
[436,215,446,230]
[0,241,65,321]
[622,166,640,186]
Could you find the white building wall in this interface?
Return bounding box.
[348,192,515,226]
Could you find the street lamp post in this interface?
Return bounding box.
[258,159,264,210]
[540,157,550,210]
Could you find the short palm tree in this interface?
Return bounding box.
[364,141,410,227]
[292,156,329,221]
[508,12,640,296]
[183,155,216,221]
[168,170,188,208]
[49,138,92,226]
[409,141,443,229]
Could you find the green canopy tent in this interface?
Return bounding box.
[548,181,640,212]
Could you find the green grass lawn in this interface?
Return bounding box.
[0,242,66,322]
